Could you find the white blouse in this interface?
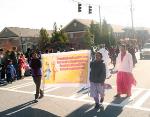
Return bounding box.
[115,52,133,73]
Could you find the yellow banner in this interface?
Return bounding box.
[42,50,91,85]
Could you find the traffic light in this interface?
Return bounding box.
[78,3,82,12]
[89,5,92,14]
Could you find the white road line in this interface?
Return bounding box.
[8,82,33,89]
[78,94,88,99]
[0,87,33,94]
[133,91,150,107]
[112,86,150,91]
[0,87,150,112]
[6,103,36,116]
[11,83,34,90]
[32,86,54,93]
[120,89,143,106]
[44,87,60,93]
[69,94,78,98]
[23,79,33,81]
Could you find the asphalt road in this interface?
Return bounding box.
[0,53,150,117]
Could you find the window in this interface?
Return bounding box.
[70,33,74,38]
[73,22,77,27]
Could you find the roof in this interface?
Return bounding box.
[75,19,98,27]
[3,27,53,37]
[64,19,125,33]
[63,19,98,30]
[111,25,125,33]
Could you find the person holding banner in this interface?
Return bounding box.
[90,52,106,109]
[30,52,44,101]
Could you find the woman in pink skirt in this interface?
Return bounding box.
[114,44,136,97]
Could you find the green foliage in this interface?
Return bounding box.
[101,19,110,47]
[81,28,93,49]
[38,28,50,50]
[84,19,116,48]
[50,23,69,50]
[89,22,101,45]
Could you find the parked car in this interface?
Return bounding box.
[140,43,150,59]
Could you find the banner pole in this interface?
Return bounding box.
[41,57,45,94]
[87,50,91,96]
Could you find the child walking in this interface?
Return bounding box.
[90,52,106,109]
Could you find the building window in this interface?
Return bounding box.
[5,29,8,32]
[73,22,77,27]
[70,33,74,38]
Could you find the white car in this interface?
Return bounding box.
[140,43,150,59]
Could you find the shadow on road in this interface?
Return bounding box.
[0,100,59,117]
[66,97,128,117]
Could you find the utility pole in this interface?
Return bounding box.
[99,5,102,34]
[130,0,135,39]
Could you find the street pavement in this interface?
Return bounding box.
[0,52,150,117]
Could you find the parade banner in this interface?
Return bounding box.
[42,50,91,86]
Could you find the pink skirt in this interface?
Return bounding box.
[117,71,136,96]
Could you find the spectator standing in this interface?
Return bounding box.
[10,47,18,80]
[6,59,16,83]
[128,46,137,67]
[25,48,31,63]
[18,53,26,79]
[0,48,5,80]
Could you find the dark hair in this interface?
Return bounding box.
[31,51,37,55]
[45,50,49,53]
[120,44,126,49]
[27,48,31,52]
[7,59,12,63]
[12,46,17,50]
[96,52,102,58]
[0,48,3,51]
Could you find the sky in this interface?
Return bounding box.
[0,0,150,31]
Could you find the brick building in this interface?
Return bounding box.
[63,19,97,49]
[63,19,126,49]
[0,27,52,52]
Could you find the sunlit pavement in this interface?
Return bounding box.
[0,52,150,117]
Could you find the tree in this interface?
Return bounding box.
[101,19,116,47]
[89,21,101,45]
[81,28,93,49]
[50,23,69,51]
[85,19,116,49]
[101,19,110,47]
[38,28,50,50]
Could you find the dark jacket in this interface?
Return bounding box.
[6,64,16,78]
[89,60,106,83]
[30,58,42,77]
[10,51,18,65]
